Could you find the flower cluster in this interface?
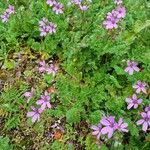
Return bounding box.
[39,18,57,37]
[0,5,15,23]
[103,1,126,29]
[68,0,91,11]
[91,116,128,139]
[125,64,148,110]
[125,62,148,111]
[124,60,149,132]
[38,60,58,76]
[137,108,150,132]
[23,60,59,123]
[26,91,52,123]
[46,0,63,14]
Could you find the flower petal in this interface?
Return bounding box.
[108,128,114,139]
[91,125,99,131]
[142,122,148,132]
[134,104,138,109]
[127,103,134,110]
[47,102,52,108]
[137,119,144,125]
[100,118,110,126]
[121,123,128,128]
[128,68,134,75]
[27,111,35,117]
[92,131,99,136]
[32,114,38,123]
[101,127,109,134]
[141,112,147,118]
[36,100,44,105]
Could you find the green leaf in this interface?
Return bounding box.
[0,136,13,150]
[3,59,15,70]
[44,74,54,84]
[66,107,81,124]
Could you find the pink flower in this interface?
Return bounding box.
[115,118,128,132]
[124,60,140,75]
[103,5,126,30]
[116,6,126,19]
[103,19,118,29]
[6,5,15,14]
[27,106,43,123]
[39,17,48,27]
[23,88,34,103]
[1,13,9,22]
[100,116,117,138]
[114,0,122,5]
[79,5,88,11]
[47,22,57,34]
[46,0,57,7]
[145,105,150,113]
[70,0,81,5]
[133,80,148,94]
[103,10,119,29]
[39,61,48,73]
[137,112,150,132]
[1,5,15,23]
[52,3,63,14]
[39,18,57,36]
[36,91,52,110]
[91,117,128,139]
[46,64,58,76]
[106,10,119,20]
[91,123,102,139]
[125,94,142,110]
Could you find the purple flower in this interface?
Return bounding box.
[46,64,58,76]
[103,5,126,30]
[114,0,122,5]
[47,22,57,34]
[6,5,15,14]
[36,91,52,110]
[1,5,15,23]
[124,60,140,75]
[27,106,43,123]
[39,61,48,73]
[39,18,57,36]
[1,13,9,22]
[100,116,117,138]
[106,10,118,20]
[145,105,150,112]
[23,88,34,103]
[46,0,57,7]
[39,17,48,27]
[133,80,148,94]
[115,118,128,132]
[79,5,88,11]
[116,6,126,19]
[70,0,81,5]
[39,18,49,37]
[137,112,150,132]
[103,10,119,29]
[125,94,142,110]
[52,3,63,14]
[103,18,118,29]
[39,27,47,37]
[91,123,102,139]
